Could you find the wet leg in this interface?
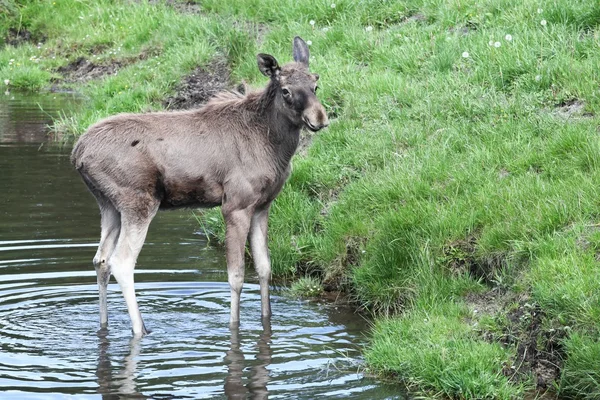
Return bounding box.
[109,205,158,336]
[93,198,121,327]
[223,207,253,326]
[249,206,272,318]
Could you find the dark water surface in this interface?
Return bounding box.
[0,93,403,399]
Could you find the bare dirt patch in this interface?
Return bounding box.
[554,99,594,119]
[54,52,152,85]
[465,287,508,318]
[163,60,231,110]
[462,246,567,393]
[4,28,44,47]
[56,57,125,84]
[501,300,565,390]
[468,291,566,393]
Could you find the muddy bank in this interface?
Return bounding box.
[4,27,44,47]
[449,235,566,392]
[163,60,231,110]
[54,50,156,85]
[467,289,566,392]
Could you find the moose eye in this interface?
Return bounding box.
[282,88,291,96]
[314,86,319,94]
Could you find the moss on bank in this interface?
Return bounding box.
[3,0,600,397]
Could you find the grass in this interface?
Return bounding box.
[3,0,600,397]
[367,303,526,399]
[0,0,255,135]
[560,333,600,399]
[288,276,323,298]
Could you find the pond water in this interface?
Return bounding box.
[0,93,403,399]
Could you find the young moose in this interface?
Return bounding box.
[71,37,328,335]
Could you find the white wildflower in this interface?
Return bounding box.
[505,34,513,41]
[306,40,312,46]
[494,41,501,48]
[489,40,494,46]
[309,20,315,26]
[462,51,470,58]
[322,27,329,32]
[4,79,9,86]
[541,19,547,26]
[535,74,542,81]
[365,25,373,32]
[537,8,543,14]
[330,3,336,8]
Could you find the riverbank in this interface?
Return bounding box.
[2,0,600,398]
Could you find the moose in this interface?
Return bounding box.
[71,37,329,335]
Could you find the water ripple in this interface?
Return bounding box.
[0,128,401,399]
[0,276,392,398]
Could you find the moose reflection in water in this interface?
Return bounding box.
[225,319,272,400]
[71,36,329,335]
[96,330,143,399]
[95,322,273,399]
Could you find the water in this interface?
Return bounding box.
[0,93,403,399]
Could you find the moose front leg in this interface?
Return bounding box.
[223,207,253,326]
[249,205,272,319]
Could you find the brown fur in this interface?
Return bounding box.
[71,37,328,334]
[72,82,295,215]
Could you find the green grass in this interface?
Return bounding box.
[3,0,600,397]
[560,333,600,399]
[0,0,257,135]
[367,303,526,399]
[288,276,323,298]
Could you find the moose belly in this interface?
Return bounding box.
[159,177,223,210]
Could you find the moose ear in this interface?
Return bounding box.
[292,36,310,67]
[257,53,280,78]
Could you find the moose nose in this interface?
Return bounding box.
[320,112,329,128]
[303,104,329,131]
[304,116,328,132]
[316,109,329,130]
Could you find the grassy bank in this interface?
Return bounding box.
[3,0,600,397]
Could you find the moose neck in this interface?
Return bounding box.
[259,81,302,168]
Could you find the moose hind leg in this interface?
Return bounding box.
[109,204,158,336]
[93,198,121,327]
